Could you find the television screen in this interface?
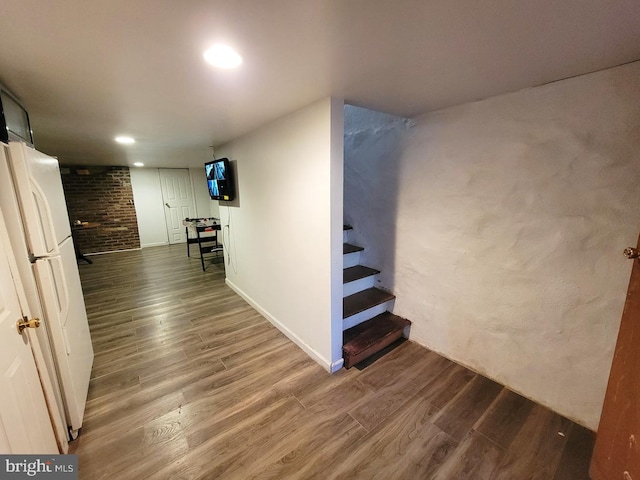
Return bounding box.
[205,158,235,201]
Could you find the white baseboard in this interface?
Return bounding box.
[84,247,142,256]
[330,358,344,373]
[225,278,337,373]
[141,241,169,248]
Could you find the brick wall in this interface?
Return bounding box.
[61,166,141,254]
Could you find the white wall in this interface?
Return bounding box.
[217,97,344,371]
[329,100,345,367]
[189,167,220,219]
[344,61,640,430]
[131,168,218,248]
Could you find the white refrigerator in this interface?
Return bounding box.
[0,141,93,441]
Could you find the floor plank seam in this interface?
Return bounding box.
[471,427,506,452]
[291,393,307,409]
[347,412,369,433]
[471,387,507,432]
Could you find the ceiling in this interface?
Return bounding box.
[1,0,639,168]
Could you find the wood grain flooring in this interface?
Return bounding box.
[70,244,594,479]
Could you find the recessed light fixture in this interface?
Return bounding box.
[115,136,135,144]
[133,162,144,167]
[203,44,242,69]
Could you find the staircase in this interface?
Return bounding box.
[342,225,410,368]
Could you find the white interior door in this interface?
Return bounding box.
[159,169,195,244]
[33,237,93,434]
[0,209,58,453]
[8,142,71,256]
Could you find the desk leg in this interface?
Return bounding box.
[72,234,93,264]
[77,254,93,264]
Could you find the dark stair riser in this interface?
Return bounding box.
[343,312,411,369]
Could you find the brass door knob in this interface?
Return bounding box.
[624,247,639,259]
[16,317,40,335]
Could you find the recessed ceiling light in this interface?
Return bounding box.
[133,162,144,167]
[203,44,242,69]
[115,136,135,144]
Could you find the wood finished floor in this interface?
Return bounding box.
[70,244,594,479]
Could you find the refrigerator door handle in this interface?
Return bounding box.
[29,177,59,256]
[49,255,71,354]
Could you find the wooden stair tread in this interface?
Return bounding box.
[343,224,353,231]
[343,243,364,254]
[343,312,411,368]
[343,265,380,284]
[343,287,395,319]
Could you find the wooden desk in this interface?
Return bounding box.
[183,218,220,256]
[183,218,222,270]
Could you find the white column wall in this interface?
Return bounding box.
[217,97,343,371]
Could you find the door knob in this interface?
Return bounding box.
[624,247,639,259]
[165,203,171,208]
[16,317,40,334]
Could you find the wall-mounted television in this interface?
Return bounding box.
[205,157,235,201]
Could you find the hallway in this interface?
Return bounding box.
[70,244,594,479]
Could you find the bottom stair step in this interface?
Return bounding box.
[342,312,411,369]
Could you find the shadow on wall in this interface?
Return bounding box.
[343,104,411,292]
[218,159,239,272]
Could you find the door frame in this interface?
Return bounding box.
[590,237,640,479]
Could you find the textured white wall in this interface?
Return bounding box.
[217,98,344,370]
[344,105,409,282]
[345,62,640,430]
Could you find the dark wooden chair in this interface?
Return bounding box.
[194,224,222,271]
